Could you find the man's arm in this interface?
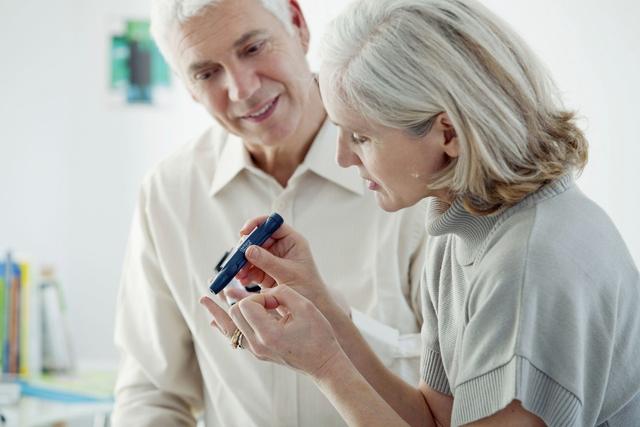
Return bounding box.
[112,183,203,426]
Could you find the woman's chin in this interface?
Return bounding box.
[375,191,423,212]
[375,193,405,212]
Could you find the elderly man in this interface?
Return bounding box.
[112,0,426,425]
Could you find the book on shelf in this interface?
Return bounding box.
[1,251,114,404]
[0,254,23,376]
[1,253,74,379]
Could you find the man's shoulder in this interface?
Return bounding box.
[143,124,229,190]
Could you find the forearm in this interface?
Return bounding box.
[314,349,413,427]
[319,302,433,427]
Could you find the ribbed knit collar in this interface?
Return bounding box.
[426,175,575,265]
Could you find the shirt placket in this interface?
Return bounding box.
[270,184,298,426]
[271,187,294,223]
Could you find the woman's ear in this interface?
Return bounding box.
[288,0,310,53]
[438,113,460,158]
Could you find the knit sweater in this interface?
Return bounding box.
[420,175,640,426]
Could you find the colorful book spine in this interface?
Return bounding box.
[8,256,20,375]
[1,254,33,376]
[19,262,30,377]
[1,259,13,373]
[0,264,5,371]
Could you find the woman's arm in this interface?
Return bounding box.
[231,218,434,424]
[314,347,414,427]
[202,285,438,427]
[319,300,438,427]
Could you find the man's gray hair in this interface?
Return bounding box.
[321,0,587,214]
[150,0,293,70]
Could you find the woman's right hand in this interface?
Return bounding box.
[235,216,337,314]
[202,285,345,379]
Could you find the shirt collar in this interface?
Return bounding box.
[297,119,363,196]
[209,120,364,197]
[209,131,254,197]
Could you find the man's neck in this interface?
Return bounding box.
[245,85,326,188]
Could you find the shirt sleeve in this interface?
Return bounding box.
[111,181,203,426]
[419,263,451,396]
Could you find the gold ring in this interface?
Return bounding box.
[230,328,243,349]
[237,332,245,349]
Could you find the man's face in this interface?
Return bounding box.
[173,0,314,146]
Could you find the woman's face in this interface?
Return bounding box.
[318,67,459,212]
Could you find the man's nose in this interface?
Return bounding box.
[226,66,260,102]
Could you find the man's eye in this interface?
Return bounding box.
[245,41,265,56]
[350,133,369,144]
[195,69,219,81]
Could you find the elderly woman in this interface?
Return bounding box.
[201,0,640,425]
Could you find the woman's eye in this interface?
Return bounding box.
[350,133,369,144]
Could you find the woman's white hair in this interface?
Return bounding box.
[321,0,587,214]
[150,0,293,70]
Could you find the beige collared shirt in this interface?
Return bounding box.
[112,120,427,426]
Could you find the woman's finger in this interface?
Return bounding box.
[239,215,269,236]
[241,286,303,337]
[236,236,277,278]
[228,302,260,351]
[237,265,276,288]
[236,294,282,343]
[239,217,297,241]
[243,246,294,287]
[224,286,252,302]
[199,296,236,337]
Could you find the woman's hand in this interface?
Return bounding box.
[235,216,337,314]
[200,285,344,378]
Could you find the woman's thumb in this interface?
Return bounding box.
[245,245,288,281]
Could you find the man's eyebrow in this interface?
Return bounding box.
[233,30,268,49]
[187,30,268,74]
[188,60,216,74]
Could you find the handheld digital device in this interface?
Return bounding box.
[213,251,260,294]
[208,213,284,294]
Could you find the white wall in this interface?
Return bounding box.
[1,0,639,365]
[0,0,211,365]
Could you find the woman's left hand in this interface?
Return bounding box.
[200,285,343,378]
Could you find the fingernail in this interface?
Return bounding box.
[221,326,229,337]
[246,246,258,259]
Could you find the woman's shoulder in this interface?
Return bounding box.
[477,182,638,302]
[483,183,634,279]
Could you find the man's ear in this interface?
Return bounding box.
[288,0,310,52]
[438,113,460,158]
